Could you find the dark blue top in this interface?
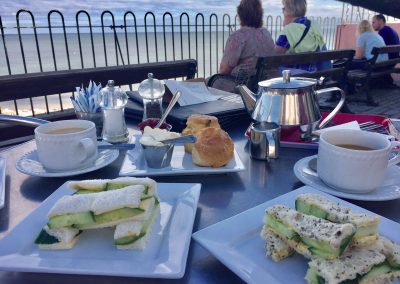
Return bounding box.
[379,26,400,59]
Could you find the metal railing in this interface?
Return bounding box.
[0,10,341,116]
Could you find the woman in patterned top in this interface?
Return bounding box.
[212,0,274,91]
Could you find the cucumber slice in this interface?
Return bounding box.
[302,233,354,258]
[354,225,378,239]
[73,189,95,195]
[264,214,298,240]
[305,269,326,284]
[93,207,145,224]
[35,229,59,245]
[106,181,149,194]
[359,261,393,283]
[295,199,328,219]
[48,211,95,229]
[115,203,159,246]
[115,233,145,245]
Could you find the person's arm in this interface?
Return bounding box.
[275,45,288,54]
[354,46,365,59]
[275,34,289,54]
[219,33,242,74]
[354,34,365,59]
[219,61,233,74]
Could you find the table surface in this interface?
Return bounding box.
[0,119,399,284]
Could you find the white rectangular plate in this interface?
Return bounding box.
[119,135,245,177]
[192,186,400,284]
[0,157,5,209]
[0,182,201,279]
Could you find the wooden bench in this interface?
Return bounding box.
[347,45,400,106]
[0,59,197,145]
[207,49,355,113]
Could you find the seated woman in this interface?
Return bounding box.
[275,0,330,73]
[210,0,275,92]
[351,20,388,70]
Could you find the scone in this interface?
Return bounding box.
[182,114,220,153]
[191,127,234,168]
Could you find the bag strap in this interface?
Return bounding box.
[293,20,311,50]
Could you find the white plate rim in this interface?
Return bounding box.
[192,186,400,284]
[293,155,400,201]
[0,157,5,209]
[119,134,245,177]
[0,182,201,278]
[15,148,119,177]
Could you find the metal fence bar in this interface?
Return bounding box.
[195,13,205,78]
[179,13,191,60]
[124,11,140,65]
[209,13,218,75]
[144,12,158,63]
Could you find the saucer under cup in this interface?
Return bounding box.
[317,129,400,193]
[34,120,98,172]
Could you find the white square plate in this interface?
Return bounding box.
[192,186,400,284]
[119,135,245,177]
[0,182,201,279]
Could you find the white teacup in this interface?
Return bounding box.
[34,120,98,172]
[317,129,400,193]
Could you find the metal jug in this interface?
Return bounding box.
[238,70,345,139]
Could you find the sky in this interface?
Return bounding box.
[0,0,344,26]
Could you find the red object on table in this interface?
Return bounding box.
[138,118,172,132]
[245,112,390,146]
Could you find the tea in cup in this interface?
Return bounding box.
[34,120,98,172]
[317,129,400,193]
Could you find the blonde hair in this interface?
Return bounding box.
[358,20,373,34]
[282,0,307,17]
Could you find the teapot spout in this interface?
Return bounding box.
[237,85,257,117]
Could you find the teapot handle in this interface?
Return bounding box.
[315,87,346,129]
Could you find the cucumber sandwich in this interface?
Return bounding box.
[260,226,294,262]
[305,238,400,284]
[36,184,159,249]
[35,225,81,250]
[296,194,380,246]
[47,185,155,230]
[69,177,157,196]
[263,205,356,259]
[114,198,160,250]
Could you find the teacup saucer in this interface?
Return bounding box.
[293,155,400,201]
[16,147,119,178]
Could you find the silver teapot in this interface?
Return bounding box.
[238,70,345,139]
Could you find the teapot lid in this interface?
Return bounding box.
[259,70,317,89]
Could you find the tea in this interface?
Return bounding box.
[47,127,86,134]
[335,144,373,151]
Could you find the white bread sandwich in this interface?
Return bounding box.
[260,226,294,262]
[35,225,81,250]
[296,193,380,246]
[305,242,400,284]
[263,205,356,259]
[114,199,160,250]
[46,185,155,230]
